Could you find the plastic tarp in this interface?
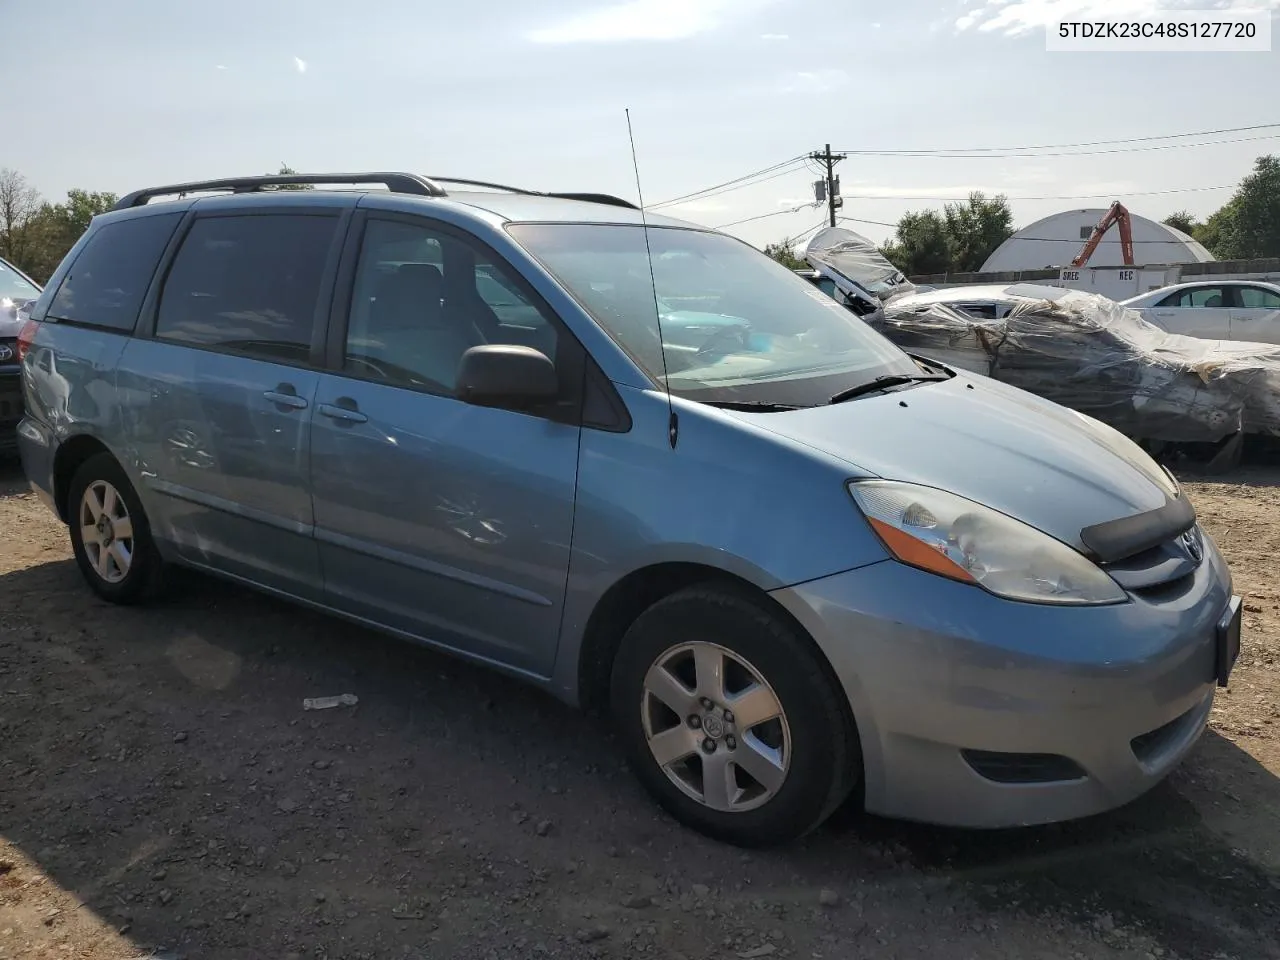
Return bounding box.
[804,226,916,303]
[875,286,1280,444]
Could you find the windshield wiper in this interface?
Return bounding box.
[828,373,949,405]
[701,399,804,412]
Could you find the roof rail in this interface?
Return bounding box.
[545,192,638,210]
[114,172,640,212]
[113,172,447,210]
[426,177,639,210]
[427,177,535,194]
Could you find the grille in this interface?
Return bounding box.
[1103,525,1203,594]
[961,750,1087,784]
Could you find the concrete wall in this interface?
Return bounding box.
[910,258,1280,299]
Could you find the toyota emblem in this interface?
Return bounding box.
[0,344,12,362]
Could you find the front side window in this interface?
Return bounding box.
[1237,286,1280,309]
[1161,286,1226,309]
[0,258,39,301]
[155,214,338,363]
[48,213,181,330]
[507,223,916,407]
[344,218,559,395]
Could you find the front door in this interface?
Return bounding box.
[309,213,582,676]
[119,209,344,600]
[1148,284,1232,339]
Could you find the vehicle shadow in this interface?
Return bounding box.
[0,458,27,498]
[0,559,1277,959]
[819,732,1280,957]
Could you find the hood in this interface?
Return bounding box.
[733,371,1179,551]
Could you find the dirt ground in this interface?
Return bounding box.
[1,461,1277,960]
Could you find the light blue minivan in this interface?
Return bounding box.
[16,173,1241,846]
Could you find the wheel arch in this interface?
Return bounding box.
[574,561,856,748]
[52,434,115,523]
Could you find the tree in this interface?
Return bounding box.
[0,168,42,268]
[22,189,119,281]
[1212,155,1280,259]
[270,163,313,191]
[763,239,807,270]
[1193,201,1237,258]
[942,191,1014,272]
[883,210,951,276]
[1162,210,1199,235]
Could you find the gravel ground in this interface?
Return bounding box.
[1,461,1277,960]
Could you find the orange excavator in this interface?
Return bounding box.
[1071,200,1135,268]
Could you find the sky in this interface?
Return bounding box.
[2,0,1278,252]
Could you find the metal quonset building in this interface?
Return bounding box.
[980,208,1215,272]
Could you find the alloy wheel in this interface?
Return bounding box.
[79,480,134,584]
[640,641,791,813]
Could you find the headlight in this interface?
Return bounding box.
[848,480,1126,606]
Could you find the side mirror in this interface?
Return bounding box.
[456,344,559,410]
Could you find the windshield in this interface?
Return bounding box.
[507,223,917,406]
[0,259,39,301]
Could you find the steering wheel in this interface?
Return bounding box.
[695,324,752,360]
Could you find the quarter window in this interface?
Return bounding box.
[155,214,338,363]
[47,213,182,331]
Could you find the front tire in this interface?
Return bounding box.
[610,583,860,847]
[67,452,166,604]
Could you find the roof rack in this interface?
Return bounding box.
[425,177,639,210]
[114,172,640,212]
[545,192,638,210]
[113,172,446,210]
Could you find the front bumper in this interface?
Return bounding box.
[0,370,21,454]
[770,530,1234,828]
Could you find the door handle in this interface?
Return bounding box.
[317,400,368,424]
[264,386,309,409]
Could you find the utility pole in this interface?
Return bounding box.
[810,144,845,227]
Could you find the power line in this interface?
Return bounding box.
[716,182,1236,233]
[839,216,898,229]
[834,132,1280,160]
[831,121,1280,156]
[781,218,828,248]
[662,162,811,208]
[715,203,818,229]
[648,156,805,209]
[837,216,1214,245]
[650,122,1273,219]
[843,184,1237,202]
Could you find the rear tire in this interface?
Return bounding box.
[67,452,166,605]
[610,583,860,847]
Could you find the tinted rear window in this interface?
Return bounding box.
[155,214,338,363]
[48,213,181,330]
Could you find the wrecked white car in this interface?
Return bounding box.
[803,228,1280,465]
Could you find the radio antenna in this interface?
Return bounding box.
[626,108,678,449]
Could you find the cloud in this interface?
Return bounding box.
[293,56,307,73]
[779,69,851,94]
[761,32,789,40]
[529,0,772,43]
[954,0,1280,36]
[215,64,228,71]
